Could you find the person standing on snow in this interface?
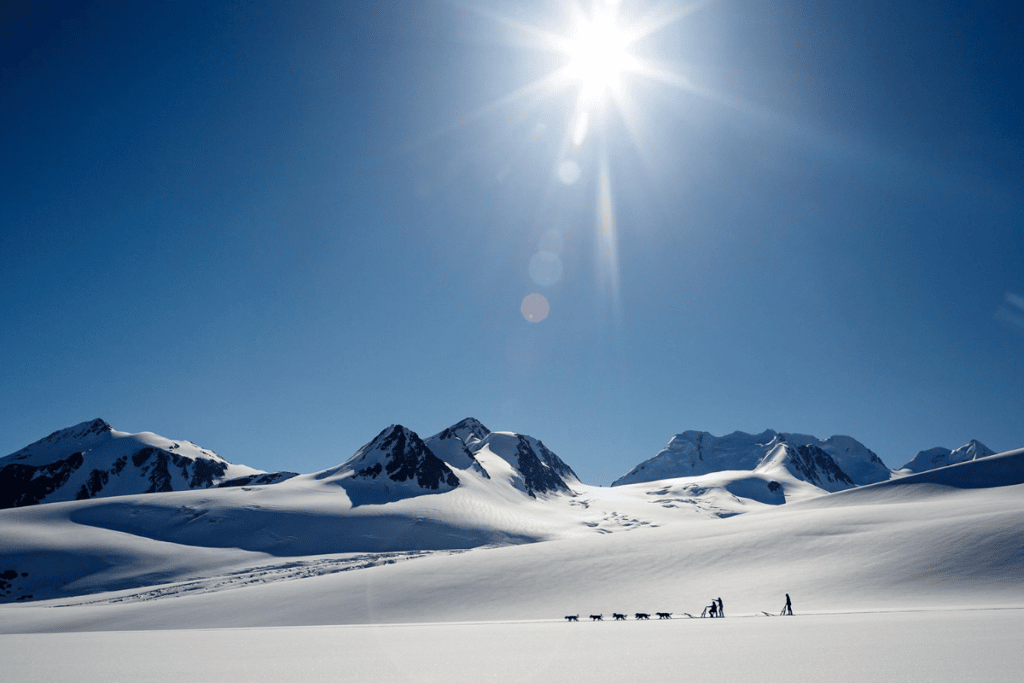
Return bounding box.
[783,593,793,616]
[716,597,724,618]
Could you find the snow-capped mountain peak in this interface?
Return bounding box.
[424,418,490,475]
[0,420,264,509]
[315,425,460,505]
[473,432,579,497]
[430,417,491,450]
[755,442,855,492]
[900,440,996,473]
[783,433,889,485]
[612,429,888,490]
[5,418,114,464]
[422,419,579,498]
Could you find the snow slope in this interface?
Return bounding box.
[0,460,795,603]
[1,448,1021,633]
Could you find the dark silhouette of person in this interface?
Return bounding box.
[708,600,718,618]
[783,593,793,616]
[717,597,724,618]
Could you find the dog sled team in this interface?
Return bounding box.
[565,594,793,622]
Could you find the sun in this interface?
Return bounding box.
[444,0,709,317]
[562,4,638,104]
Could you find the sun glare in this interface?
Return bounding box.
[563,4,638,104]
[452,1,709,324]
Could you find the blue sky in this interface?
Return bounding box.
[2,0,1021,485]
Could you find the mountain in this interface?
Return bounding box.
[0,416,581,516]
[0,419,266,509]
[899,440,996,474]
[755,440,855,492]
[305,417,580,505]
[471,431,579,497]
[313,424,461,506]
[424,417,580,497]
[429,417,491,452]
[612,429,890,491]
[424,417,492,475]
[1,417,997,518]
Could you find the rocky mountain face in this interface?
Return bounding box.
[757,441,855,492]
[322,424,461,493]
[900,440,996,474]
[473,432,579,497]
[611,430,890,491]
[0,419,265,509]
[425,418,492,475]
[429,417,491,452]
[428,418,579,496]
[216,471,299,488]
[315,419,581,504]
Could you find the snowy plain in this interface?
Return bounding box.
[2,449,1023,681]
[5,610,1024,683]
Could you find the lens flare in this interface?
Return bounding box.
[996,291,1024,333]
[521,293,551,322]
[595,146,620,317]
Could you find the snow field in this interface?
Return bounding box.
[2,478,1022,634]
[3,609,1023,683]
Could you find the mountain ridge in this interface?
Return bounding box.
[611,429,892,489]
[0,417,1019,606]
[1,418,1004,511]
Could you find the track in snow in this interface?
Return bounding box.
[58,550,467,607]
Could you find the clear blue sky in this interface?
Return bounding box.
[2,0,1021,484]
